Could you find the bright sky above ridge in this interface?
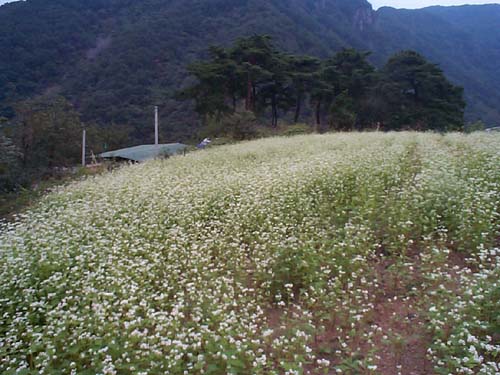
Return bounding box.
[1,0,500,7]
[370,0,500,9]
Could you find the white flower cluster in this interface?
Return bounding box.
[426,247,500,374]
[0,132,498,374]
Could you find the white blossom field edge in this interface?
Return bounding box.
[1,132,499,374]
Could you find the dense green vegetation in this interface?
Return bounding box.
[1,132,499,374]
[0,133,23,192]
[375,4,500,129]
[0,97,83,193]
[0,95,138,195]
[0,34,465,195]
[178,36,464,132]
[1,2,498,371]
[0,0,499,140]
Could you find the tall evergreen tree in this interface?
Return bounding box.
[288,55,321,123]
[230,35,277,113]
[254,51,296,127]
[178,37,465,134]
[310,63,335,130]
[323,49,375,130]
[377,51,465,131]
[176,46,240,119]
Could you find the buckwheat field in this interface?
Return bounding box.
[1,132,499,375]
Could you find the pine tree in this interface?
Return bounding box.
[229,35,276,113]
[288,55,321,123]
[377,51,465,131]
[176,46,238,119]
[323,49,375,130]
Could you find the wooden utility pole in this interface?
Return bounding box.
[82,129,86,167]
[155,106,159,145]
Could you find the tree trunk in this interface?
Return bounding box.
[315,100,321,129]
[272,95,278,128]
[245,72,253,111]
[294,92,302,123]
[252,84,256,111]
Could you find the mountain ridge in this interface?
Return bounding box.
[0,0,498,141]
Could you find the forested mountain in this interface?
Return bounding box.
[0,0,499,142]
[372,4,500,131]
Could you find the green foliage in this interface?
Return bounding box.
[180,35,298,128]
[12,96,83,169]
[287,55,321,123]
[180,39,465,134]
[85,123,135,154]
[375,51,465,131]
[200,111,259,140]
[0,96,137,196]
[310,48,376,130]
[281,123,313,137]
[329,91,357,131]
[1,0,498,140]
[376,4,500,127]
[0,96,86,194]
[0,134,24,192]
[176,46,241,119]
[464,120,486,133]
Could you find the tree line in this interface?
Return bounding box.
[0,34,467,194]
[0,97,133,193]
[177,35,465,133]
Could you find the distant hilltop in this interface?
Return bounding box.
[0,0,499,140]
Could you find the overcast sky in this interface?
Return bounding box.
[370,0,500,8]
[1,0,500,8]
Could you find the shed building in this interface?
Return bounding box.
[99,143,187,162]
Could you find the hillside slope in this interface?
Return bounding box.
[372,4,500,128]
[1,132,499,374]
[0,0,499,140]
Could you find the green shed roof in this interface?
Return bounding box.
[99,143,187,162]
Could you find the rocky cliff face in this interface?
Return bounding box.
[353,5,376,31]
[310,0,376,32]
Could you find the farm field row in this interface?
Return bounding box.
[1,132,499,374]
